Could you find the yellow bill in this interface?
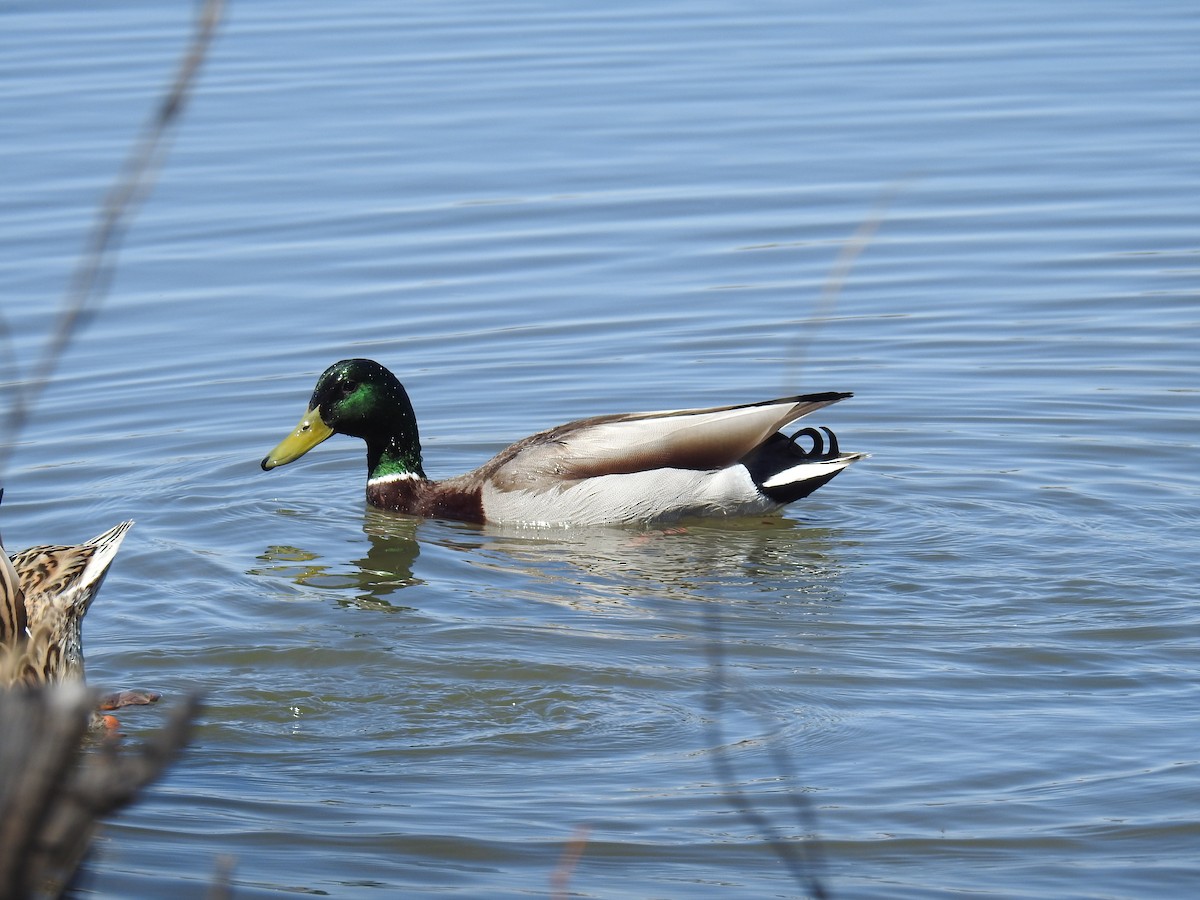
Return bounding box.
[261,407,334,470]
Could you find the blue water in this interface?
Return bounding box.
[2,1,1198,897]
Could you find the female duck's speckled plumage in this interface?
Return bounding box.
[262,359,864,526]
[0,509,132,689]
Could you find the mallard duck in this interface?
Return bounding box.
[0,499,154,728]
[261,359,864,526]
[1,512,132,686]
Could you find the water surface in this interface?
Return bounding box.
[1,1,1198,897]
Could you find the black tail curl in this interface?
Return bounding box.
[786,425,841,460]
[741,425,853,505]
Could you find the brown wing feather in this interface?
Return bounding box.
[0,521,131,687]
[11,521,132,621]
[11,545,90,598]
[468,392,851,491]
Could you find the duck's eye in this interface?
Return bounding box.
[340,381,358,398]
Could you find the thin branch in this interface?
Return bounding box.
[550,824,592,900]
[784,180,907,391]
[700,600,829,899]
[0,0,227,480]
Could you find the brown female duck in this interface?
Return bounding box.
[1,508,130,681]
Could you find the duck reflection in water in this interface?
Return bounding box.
[251,511,422,611]
[253,504,849,616]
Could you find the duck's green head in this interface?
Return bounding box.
[260,359,424,477]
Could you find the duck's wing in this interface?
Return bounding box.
[480,393,851,491]
[6,521,131,684]
[12,520,133,624]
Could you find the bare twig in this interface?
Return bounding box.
[0,0,227,480]
[550,824,592,900]
[0,687,201,899]
[0,5,224,897]
[693,186,909,896]
[700,601,829,899]
[784,181,905,391]
[206,855,238,900]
